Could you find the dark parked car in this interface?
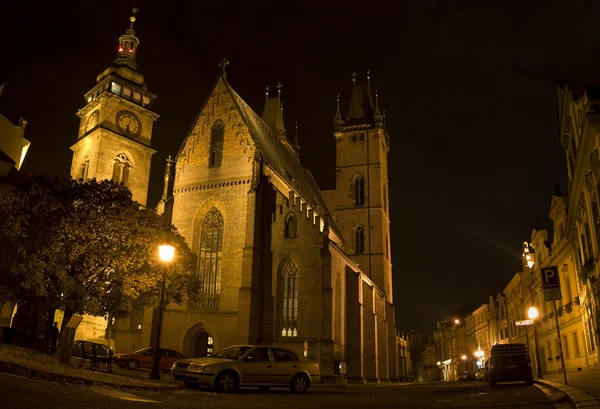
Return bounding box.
[488,343,533,386]
[113,347,185,372]
[72,340,111,358]
[458,371,476,381]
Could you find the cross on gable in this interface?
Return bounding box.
[218,58,230,75]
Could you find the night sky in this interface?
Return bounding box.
[3,0,600,335]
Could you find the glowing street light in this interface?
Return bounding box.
[437,361,441,366]
[527,306,539,320]
[150,244,175,380]
[461,355,467,360]
[454,319,460,325]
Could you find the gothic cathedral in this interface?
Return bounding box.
[70,13,407,382]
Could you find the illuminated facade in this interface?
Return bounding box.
[68,13,403,382]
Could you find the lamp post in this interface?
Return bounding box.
[149,244,175,380]
[528,306,543,379]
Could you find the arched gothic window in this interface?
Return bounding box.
[208,120,225,168]
[355,226,364,254]
[79,159,89,182]
[284,213,297,238]
[281,261,299,337]
[354,175,365,205]
[198,208,224,295]
[112,153,132,186]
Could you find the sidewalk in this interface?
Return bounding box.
[536,370,600,408]
[0,342,183,390]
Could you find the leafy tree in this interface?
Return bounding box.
[0,176,197,336]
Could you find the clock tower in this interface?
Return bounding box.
[70,9,158,206]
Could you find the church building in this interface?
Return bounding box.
[70,12,408,382]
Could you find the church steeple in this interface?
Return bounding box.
[114,8,140,70]
[262,81,286,141]
[346,70,376,126]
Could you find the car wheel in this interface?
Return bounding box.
[216,371,239,393]
[257,386,271,392]
[127,359,139,370]
[290,373,310,393]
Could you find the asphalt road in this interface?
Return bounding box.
[0,373,557,409]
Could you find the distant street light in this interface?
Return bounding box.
[437,361,441,366]
[454,319,460,325]
[461,355,467,360]
[149,244,175,380]
[527,306,543,379]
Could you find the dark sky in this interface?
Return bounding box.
[3,0,600,335]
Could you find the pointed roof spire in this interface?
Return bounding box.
[334,93,345,129]
[347,71,375,124]
[161,155,173,201]
[261,82,286,140]
[374,88,383,127]
[114,8,140,70]
[293,121,300,156]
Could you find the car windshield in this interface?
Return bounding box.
[212,346,252,360]
[134,347,152,355]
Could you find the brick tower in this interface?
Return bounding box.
[332,71,393,302]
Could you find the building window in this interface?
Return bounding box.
[111,153,132,186]
[198,208,224,295]
[353,175,365,205]
[355,225,364,254]
[208,120,225,168]
[111,82,121,96]
[573,332,581,358]
[563,335,570,359]
[383,185,388,213]
[284,213,297,238]
[281,261,299,337]
[80,159,89,181]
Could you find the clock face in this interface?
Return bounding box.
[116,110,142,137]
[86,110,99,133]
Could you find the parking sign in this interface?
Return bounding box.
[541,266,561,301]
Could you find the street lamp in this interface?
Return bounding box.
[149,244,175,380]
[527,306,543,379]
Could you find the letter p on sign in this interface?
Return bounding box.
[541,266,560,289]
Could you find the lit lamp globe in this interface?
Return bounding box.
[437,361,441,366]
[527,306,539,320]
[158,245,175,262]
[454,319,460,325]
[461,355,467,360]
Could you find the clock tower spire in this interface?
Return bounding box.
[69,9,158,206]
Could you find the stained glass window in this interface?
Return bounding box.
[198,208,224,294]
[281,261,299,337]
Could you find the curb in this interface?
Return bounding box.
[535,379,600,408]
[0,360,185,391]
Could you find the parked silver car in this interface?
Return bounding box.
[172,345,321,393]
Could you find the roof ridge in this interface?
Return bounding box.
[175,75,222,162]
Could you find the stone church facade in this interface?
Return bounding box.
[69,13,408,382]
